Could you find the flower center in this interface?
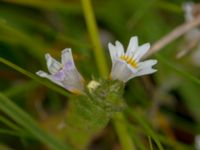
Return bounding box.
[120,55,138,68]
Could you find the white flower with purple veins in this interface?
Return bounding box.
[108,36,157,83]
[36,49,85,94]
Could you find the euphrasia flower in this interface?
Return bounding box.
[108,36,157,82]
[36,48,85,94]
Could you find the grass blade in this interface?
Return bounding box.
[0,57,70,97]
[0,92,71,150]
[127,109,164,150]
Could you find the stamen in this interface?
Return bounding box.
[120,55,138,68]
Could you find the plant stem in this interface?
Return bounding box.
[113,113,136,150]
[81,0,135,149]
[81,0,108,78]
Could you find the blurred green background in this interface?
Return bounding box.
[1,0,200,149]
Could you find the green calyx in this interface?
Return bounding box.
[86,79,126,114]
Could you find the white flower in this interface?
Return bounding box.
[108,36,157,82]
[36,48,85,94]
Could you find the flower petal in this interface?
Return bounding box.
[108,43,117,63]
[53,70,65,81]
[137,59,157,69]
[36,70,63,87]
[110,59,133,82]
[126,36,138,56]
[135,68,157,77]
[61,69,85,94]
[133,43,150,62]
[61,48,75,69]
[127,60,157,80]
[115,41,124,57]
[45,53,62,74]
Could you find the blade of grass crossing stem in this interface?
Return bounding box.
[0,116,29,138]
[0,92,71,150]
[81,0,135,150]
[148,136,154,150]
[127,109,164,150]
[0,116,23,131]
[127,123,148,150]
[0,128,28,138]
[113,113,136,150]
[0,57,69,97]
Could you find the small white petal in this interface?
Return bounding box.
[36,70,49,78]
[133,43,150,62]
[108,43,117,63]
[110,59,133,82]
[126,36,138,55]
[135,68,157,77]
[126,60,157,81]
[137,59,157,69]
[36,70,63,87]
[126,68,157,81]
[45,53,62,74]
[61,48,75,68]
[115,41,125,57]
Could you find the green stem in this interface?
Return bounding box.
[113,113,136,150]
[81,0,135,149]
[81,0,108,78]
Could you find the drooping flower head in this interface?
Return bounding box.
[108,36,157,82]
[36,48,85,94]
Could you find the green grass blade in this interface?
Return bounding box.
[0,92,71,150]
[113,112,136,150]
[0,128,29,138]
[0,116,22,131]
[127,109,164,150]
[148,136,154,150]
[0,57,70,97]
[81,0,109,78]
[127,123,147,150]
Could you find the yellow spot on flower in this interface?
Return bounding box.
[120,55,138,68]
